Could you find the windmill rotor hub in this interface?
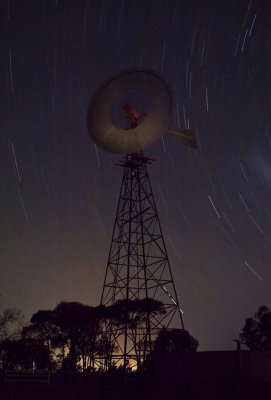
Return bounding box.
[87,69,172,154]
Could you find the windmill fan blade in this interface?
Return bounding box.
[168,127,197,149]
[86,69,172,154]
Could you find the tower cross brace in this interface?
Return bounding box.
[98,152,184,370]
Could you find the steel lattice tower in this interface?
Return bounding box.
[99,152,184,369]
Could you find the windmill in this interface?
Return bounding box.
[86,69,196,370]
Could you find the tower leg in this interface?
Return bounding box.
[97,152,184,370]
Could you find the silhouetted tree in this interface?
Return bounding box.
[105,298,166,368]
[21,319,57,371]
[0,336,49,371]
[154,327,199,354]
[94,333,118,371]
[0,309,23,342]
[109,298,165,328]
[1,339,30,370]
[0,309,24,370]
[240,305,271,351]
[22,302,104,372]
[0,303,105,372]
[52,302,100,371]
[140,327,198,375]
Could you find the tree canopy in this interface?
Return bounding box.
[240,305,271,351]
[0,308,23,342]
[0,299,200,372]
[0,299,167,372]
[154,327,199,354]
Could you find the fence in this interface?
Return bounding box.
[5,370,50,384]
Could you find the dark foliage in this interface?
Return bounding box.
[0,309,23,341]
[0,299,198,373]
[52,302,99,371]
[108,298,165,328]
[0,337,48,370]
[154,327,199,354]
[240,305,271,351]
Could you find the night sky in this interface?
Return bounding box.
[1,0,271,351]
